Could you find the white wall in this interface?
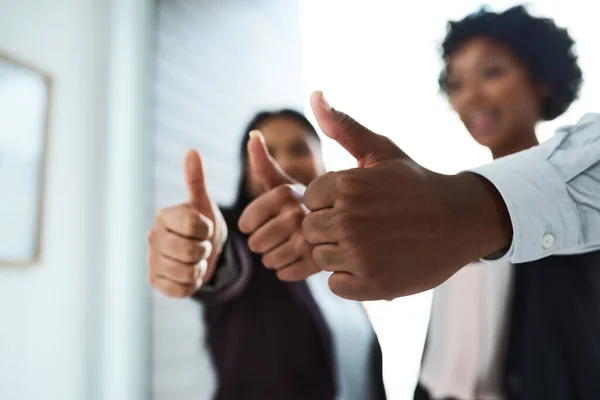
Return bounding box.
[0,1,110,399]
[0,1,152,399]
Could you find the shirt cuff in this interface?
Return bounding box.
[467,147,581,264]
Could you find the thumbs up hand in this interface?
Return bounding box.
[238,131,319,281]
[147,150,227,298]
[302,91,512,301]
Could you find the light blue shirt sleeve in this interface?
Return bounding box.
[468,113,600,264]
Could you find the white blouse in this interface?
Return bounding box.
[306,271,379,400]
[420,260,514,400]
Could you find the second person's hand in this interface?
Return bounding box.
[147,150,227,297]
[238,131,319,281]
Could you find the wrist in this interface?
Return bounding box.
[455,172,513,260]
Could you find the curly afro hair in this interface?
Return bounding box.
[438,5,582,121]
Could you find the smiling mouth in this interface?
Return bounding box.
[468,110,499,135]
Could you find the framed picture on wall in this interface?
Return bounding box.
[0,51,52,266]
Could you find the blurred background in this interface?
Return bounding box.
[0,0,597,399]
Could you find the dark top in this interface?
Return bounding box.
[194,208,386,400]
[504,251,600,400]
[416,251,600,400]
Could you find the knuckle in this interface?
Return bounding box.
[238,211,252,234]
[337,112,358,131]
[261,254,274,269]
[277,269,294,281]
[293,234,308,253]
[148,224,168,245]
[333,211,354,239]
[301,214,315,240]
[335,173,352,195]
[182,211,201,236]
[146,229,156,245]
[184,241,200,261]
[276,269,291,281]
[319,171,337,185]
[199,240,213,259]
[277,263,305,282]
[283,206,305,228]
[247,235,259,253]
[249,234,269,254]
[379,134,396,149]
[335,173,361,196]
[156,205,181,225]
[274,185,293,203]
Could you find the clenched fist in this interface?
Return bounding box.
[238,131,319,281]
[301,91,512,301]
[147,150,227,298]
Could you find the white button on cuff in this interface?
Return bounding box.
[542,233,555,249]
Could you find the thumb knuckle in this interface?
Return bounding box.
[336,111,356,130]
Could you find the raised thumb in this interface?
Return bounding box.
[184,149,212,212]
[309,90,407,168]
[247,130,293,189]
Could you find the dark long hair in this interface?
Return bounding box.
[233,109,321,210]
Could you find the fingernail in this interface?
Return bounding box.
[319,91,332,110]
[249,130,263,140]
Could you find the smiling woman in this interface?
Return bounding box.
[439,6,582,159]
